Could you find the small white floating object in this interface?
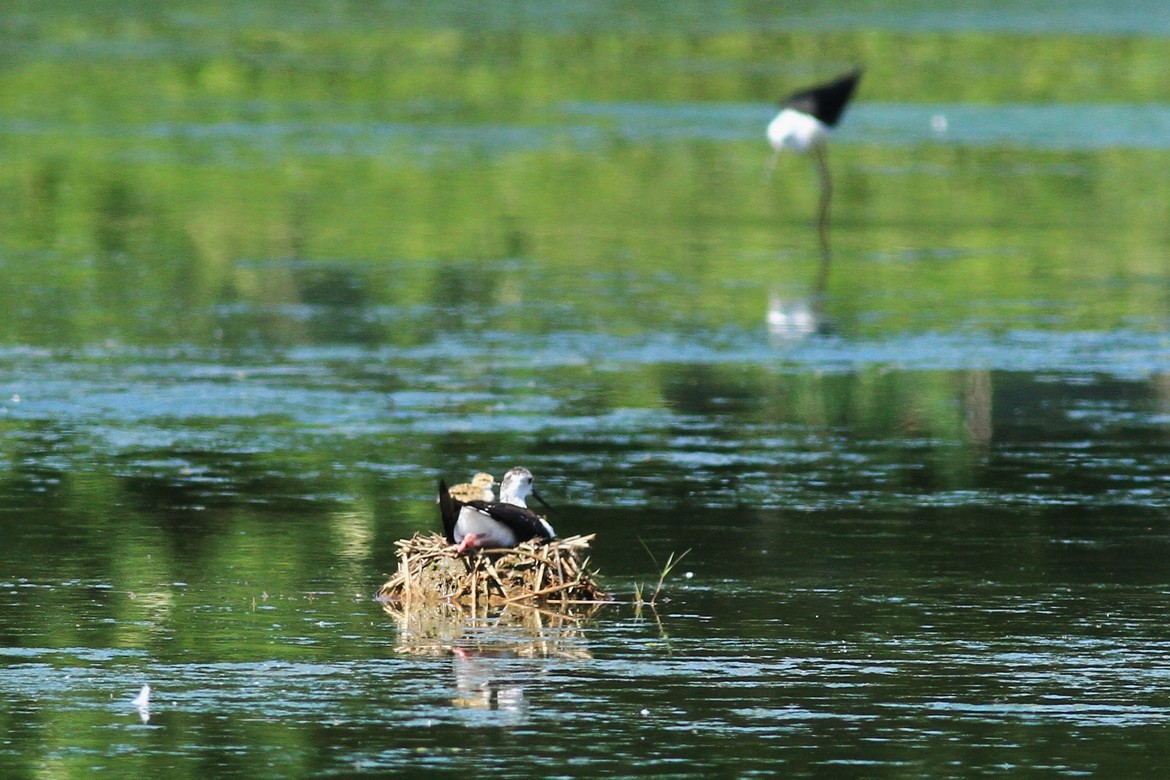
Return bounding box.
[931,114,948,133]
[132,684,151,708]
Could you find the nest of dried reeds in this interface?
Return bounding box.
[376,532,608,608]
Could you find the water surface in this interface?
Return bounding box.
[3,1,1170,777]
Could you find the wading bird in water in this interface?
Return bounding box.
[766,68,862,261]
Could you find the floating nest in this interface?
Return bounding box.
[376,532,609,609]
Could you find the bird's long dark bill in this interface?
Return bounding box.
[531,489,553,511]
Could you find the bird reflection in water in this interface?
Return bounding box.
[766,248,836,341]
[450,647,529,716]
[383,600,595,719]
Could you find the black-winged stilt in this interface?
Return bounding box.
[766,69,862,258]
[439,466,555,553]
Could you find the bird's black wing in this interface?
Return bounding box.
[438,479,461,543]
[782,68,862,127]
[482,502,553,543]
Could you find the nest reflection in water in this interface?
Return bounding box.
[383,597,599,659]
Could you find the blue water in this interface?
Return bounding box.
[562,101,1170,151]
[7,101,1170,163]
[375,0,1170,36]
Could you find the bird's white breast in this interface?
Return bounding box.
[454,506,518,548]
[767,108,828,153]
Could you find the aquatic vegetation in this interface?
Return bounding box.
[633,544,691,609]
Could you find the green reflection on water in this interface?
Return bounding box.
[3,4,1170,345]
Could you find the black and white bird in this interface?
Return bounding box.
[766,69,863,258]
[767,68,862,160]
[439,466,555,553]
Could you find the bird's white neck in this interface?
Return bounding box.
[498,482,530,507]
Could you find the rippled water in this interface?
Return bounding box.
[6,511,1170,776]
[5,1,1170,777]
[5,327,1170,775]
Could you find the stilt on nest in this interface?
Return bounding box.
[376,532,608,608]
